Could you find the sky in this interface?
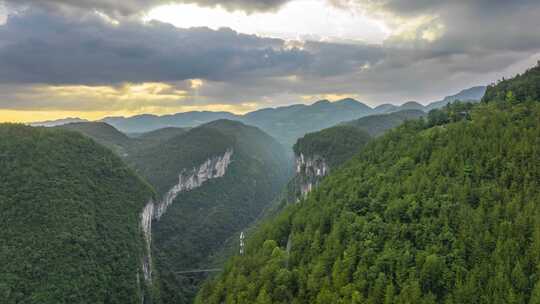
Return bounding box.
[0,0,539,122]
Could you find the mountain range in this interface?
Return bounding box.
[31,86,486,147]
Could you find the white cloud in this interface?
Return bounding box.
[0,2,7,25]
[145,0,390,44]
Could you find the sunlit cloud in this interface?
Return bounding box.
[328,0,447,45]
[95,11,120,25]
[0,81,262,122]
[384,15,446,45]
[0,82,191,112]
[0,102,259,123]
[145,0,390,44]
[189,79,204,89]
[0,2,7,25]
[40,82,190,109]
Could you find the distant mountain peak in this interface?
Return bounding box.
[335,98,371,109]
[29,117,88,127]
[312,99,331,106]
[402,101,423,106]
[335,97,359,104]
[426,86,487,110]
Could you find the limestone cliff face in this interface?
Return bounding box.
[154,148,233,220]
[140,200,154,282]
[138,149,233,283]
[295,153,329,198]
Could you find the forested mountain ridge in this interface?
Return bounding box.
[55,119,292,303]
[291,126,371,200]
[292,109,427,171]
[133,127,188,144]
[287,109,425,201]
[426,86,486,111]
[152,119,291,304]
[482,61,540,103]
[101,111,237,134]
[294,126,372,169]
[58,122,133,155]
[0,124,157,303]
[59,121,236,195]
[344,109,426,137]
[196,96,540,303]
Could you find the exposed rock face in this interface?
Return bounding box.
[295,153,329,198]
[140,200,154,282]
[138,149,233,283]
[155,148,233,220]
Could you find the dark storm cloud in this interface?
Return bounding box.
[351,0,540,55]
[0,8,320,84]
[0,6,388,86]
[301,41,385,77]
[4,0,290,15]
[333,0,539,16]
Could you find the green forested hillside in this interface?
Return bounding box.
[134,127,188,144]
[57,119,292,303]
[345,110,426,137]
[153,120,291,304]
[293,126,371,168]
[58,122,133,155]
[128,126,233,195]
[292,110,424,169]
[59,121,232,195]
[284,109,426,208]
[196,100,540,303]
[0,125,155,304]
[482,61,540,103]
[35,118,293,303]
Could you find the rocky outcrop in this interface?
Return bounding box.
[295,153,329,198]
[154,148,233,220]
[138,149,233,283]
[140,200,154,282]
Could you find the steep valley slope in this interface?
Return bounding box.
[60,119,292,303]
[196,65,540,303]
[0,125,157,304]
[287,109,426,202]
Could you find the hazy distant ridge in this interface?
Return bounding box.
[30,86,486,146]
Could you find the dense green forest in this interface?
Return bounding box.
[59,119,293,303]
[153,120,291,304]
[60,121,234,195]
[293,126,371,168]
[286,109,426,206]
[127,125,234,195]
[345,110,426,137]
[0,125,155,304]
[59,122,188,157]
[196,83,540,303]
[482,61,540,103]
[133,127,188,145]
[292,109,425,170]
[58,122,133,155]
